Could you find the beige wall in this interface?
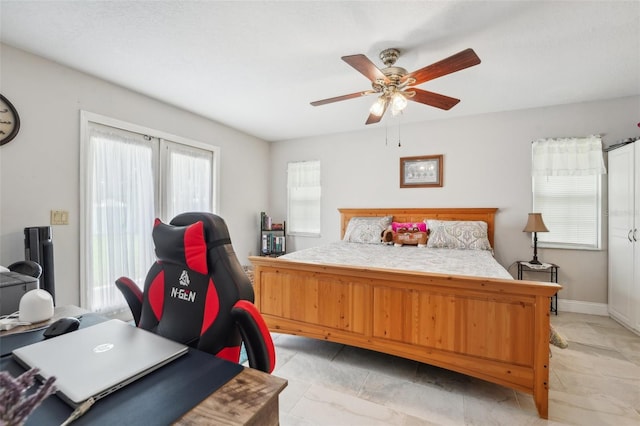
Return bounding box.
[269,95,640,308]
[0,44,270,307]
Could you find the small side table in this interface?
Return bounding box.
[517,261,559,315]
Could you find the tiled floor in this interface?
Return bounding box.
[271,313,640,425]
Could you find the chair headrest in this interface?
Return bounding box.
[153,218,208,275]
[170,212,231,246]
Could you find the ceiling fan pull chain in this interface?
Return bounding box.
[385,120,389,146]
[397,114,402,147]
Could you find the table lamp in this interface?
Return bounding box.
[523,213,549,264]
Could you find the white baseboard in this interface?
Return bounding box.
[557,299,609,316]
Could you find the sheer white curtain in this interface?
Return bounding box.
[163,141,213,220]
[287,160,321,235]
[532,135,606,176]
[85,124,156,313]
[82,114,218,313]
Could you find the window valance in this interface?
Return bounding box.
[531,135,606,176]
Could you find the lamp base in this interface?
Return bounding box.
[528,258,542,265]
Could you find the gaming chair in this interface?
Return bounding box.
[116,212,275,373]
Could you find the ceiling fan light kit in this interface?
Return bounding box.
[369,97,387,116]
[311,47,481,124]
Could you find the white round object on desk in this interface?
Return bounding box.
[19,289,54,323]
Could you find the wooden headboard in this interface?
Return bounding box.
[338,208,498,248]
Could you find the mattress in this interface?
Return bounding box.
[279,241,513,280]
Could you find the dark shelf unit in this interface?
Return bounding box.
[517,261,559,315]
[260,212,286,257]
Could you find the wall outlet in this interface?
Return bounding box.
[51,210,69,225]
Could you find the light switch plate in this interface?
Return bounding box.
[51,210,69,225]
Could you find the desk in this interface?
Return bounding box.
[517,261,559,315]
[1,306,287,426]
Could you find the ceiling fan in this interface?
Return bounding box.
[310,48,481,124]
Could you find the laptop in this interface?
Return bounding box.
[12,319,188,407]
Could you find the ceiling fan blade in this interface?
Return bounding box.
[365,99,388,125]
[408,88,460,110]
[342,54,388,83]
[310,90,375,106]
[402,48,481,86]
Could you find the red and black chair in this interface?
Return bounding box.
[116,212,275,373]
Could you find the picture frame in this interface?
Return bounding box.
[400,155,443,188]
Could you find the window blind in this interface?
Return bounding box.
[532,175,602,249]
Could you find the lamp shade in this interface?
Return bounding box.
[523,213,549,233]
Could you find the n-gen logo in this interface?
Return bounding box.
[179,270,190,286]
[171,286,196,302]
[171,269,196,302]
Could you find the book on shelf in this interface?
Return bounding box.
[260,211,272,231]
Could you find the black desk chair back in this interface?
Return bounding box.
[116,212,275,373]
[8,260,42,279]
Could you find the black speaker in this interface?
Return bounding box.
[24,226,55,304]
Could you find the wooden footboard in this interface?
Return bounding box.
[250,257,560,419]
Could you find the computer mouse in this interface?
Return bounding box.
[43,317,81,339]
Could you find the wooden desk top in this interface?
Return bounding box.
[1,305,287,426]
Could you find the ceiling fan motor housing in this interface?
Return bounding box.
[379,48,400,66]
[375,49,409,91]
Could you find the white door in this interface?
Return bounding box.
[633,143,640,331]
[608,144,635,323]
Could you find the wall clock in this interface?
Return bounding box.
[0,94,21,146]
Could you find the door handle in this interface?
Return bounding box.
[634,228,638,242]
[629,229,634,242]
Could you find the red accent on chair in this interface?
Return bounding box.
[201,279,220,336]
[216,346,241,363]
[148,271,165,321]
[184,221,207,274]
[233,299,276,373]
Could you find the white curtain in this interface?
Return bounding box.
[287,160,321,235]
[531,135,606,176]
[164,141,213,220]
[86,124,156,313]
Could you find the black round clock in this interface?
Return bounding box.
[0,94,20,146]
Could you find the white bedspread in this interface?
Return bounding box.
[279,241,513,280]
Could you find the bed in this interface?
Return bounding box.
[249,208,561,419]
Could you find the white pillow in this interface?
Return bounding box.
[425,220,492,250]
[343,216,393,244]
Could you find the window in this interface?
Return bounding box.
[80,112,219,313]
[287,160,321,236]
[531,136,606,250]
[532,175,602,249]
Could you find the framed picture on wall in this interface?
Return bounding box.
[400,155,443,188]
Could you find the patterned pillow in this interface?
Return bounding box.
[425,220,492,250]
[343,216,393,244]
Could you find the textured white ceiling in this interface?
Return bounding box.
[1,1,639,141]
